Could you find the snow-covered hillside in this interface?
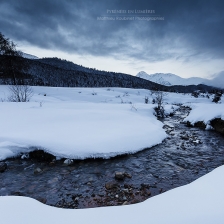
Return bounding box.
[136,71,208,86]
[21,52,39,59]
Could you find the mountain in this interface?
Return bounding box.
[0,56,163,90]
[36,57,105,74]
[136,71,209,86]
[0,56,218,93]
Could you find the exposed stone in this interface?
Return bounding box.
[11,191,24,196]
[194,121,206,129]
[186,121,193,127]
[49,161,55,166]
[180,135,189,140]
[0,162,7,172]
[210,118,224,135]
[123,188,129,193]
[37,197,47,204]
[34,167,42,174]
[124,172,132,178]
[63,159,74,165]
[141,183,150,189]
[105,181,119,190]
[122,201,128,205]
[122,196,127,201]
[29,150,56,162]
[188,118,224,135]
[115,171,125,180]
[21,153,29,159]
[124,183,131,188]
[193,139,200,144]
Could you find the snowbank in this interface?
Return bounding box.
[1,164,224,224]
[183,103,224,126]
[0,102,166,161]
[1,85,211,161]
[164,104,179,115]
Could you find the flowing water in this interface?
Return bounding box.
[1,106,224,208]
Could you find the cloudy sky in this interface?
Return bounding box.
[0,0,224,79]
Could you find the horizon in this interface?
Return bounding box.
[1,0,224,80]
[19,53,217,82]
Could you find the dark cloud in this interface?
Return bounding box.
[0,0,224,63]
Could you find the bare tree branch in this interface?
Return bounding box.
[8,85,33,102]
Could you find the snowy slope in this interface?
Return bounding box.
[136,71,208,86]
[183,103,224,127]
[21,52,39,59]
[0,85,214,161]
[0,86,170,161]
[0,102,166,160]
[1,164,224,224]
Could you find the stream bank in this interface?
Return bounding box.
[0,106,224,209]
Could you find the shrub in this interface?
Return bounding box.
[8,85,33,102]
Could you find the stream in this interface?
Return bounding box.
[0,106,224,209]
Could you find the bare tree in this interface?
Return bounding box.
[0,32,28,85]
[1,33,32,102]
[8,85,33,102]
[151,78,168,118]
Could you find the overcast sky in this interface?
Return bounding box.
[0,0,224,79]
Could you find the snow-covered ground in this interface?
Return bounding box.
[0,102,167,160]
[184,103,224,128]
[0,85,223,223]
[0,85,216,161]
[1,164,224,224]
[0,86,171,161]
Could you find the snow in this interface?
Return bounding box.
[21,52,39,59]
[183,103,224,126]
[0,85,215,161]
[163,104,179,115]
[0,102,167,160]
[1,85,224,223]
[0,86,170,161]
[221,94,224,104]
[163,92,212,105]
[136,71,208,86]
[1,164,224,224]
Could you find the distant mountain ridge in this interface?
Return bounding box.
[0,56,218,93]
[136,71,209,86]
